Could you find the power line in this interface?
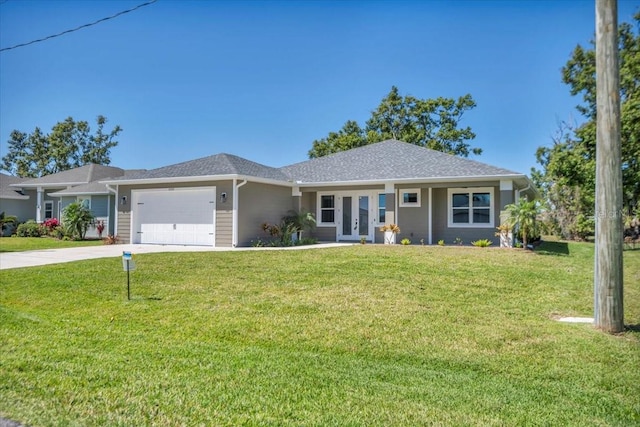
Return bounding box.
[0,0,157,53]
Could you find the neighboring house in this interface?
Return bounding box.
[102,140,536,247]
[10,164,127,237]
[0,173,36,235]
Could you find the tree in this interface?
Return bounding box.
[308,86,481,158]
[62,202,94,240]
[1,115,122,178]
[504,199,540,249]
[534,11,639,235]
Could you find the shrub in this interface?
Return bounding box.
[454,237,463,245]
[401,238,411,245]
[43,218,60,231]
[103,234,118,245]
[16,220,45,237]
[438,239,445,246]
[62,202,94,240]
[471,239,493,247]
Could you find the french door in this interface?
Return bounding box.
[337,193,374,242]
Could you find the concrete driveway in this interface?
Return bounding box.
[0,243,351,270]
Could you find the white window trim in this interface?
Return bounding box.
[317,192,336,227]
[43,200,54,220]
[399,188,421,207]
[447,187,494,228]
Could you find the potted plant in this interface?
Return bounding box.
[380,223,400,244]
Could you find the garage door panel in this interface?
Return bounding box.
[134,188,215,246]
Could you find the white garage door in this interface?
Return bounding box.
[132,188,216,246]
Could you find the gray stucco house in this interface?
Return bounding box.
[102,140,535,247]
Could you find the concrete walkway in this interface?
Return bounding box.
[0,243,352,270]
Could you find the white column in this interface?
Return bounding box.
[428,187,433,245]
[36,187,43,223]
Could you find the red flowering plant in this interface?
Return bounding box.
[43,218,60,231]
[96,220,105,237]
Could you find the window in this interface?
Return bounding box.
[448,188,494,228]
[319,194,335,224]
[44,201,54,220]
[378,194,386,223]
[399,189,421,207]
[77,196,91,209]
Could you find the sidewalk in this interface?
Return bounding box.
[0,243,352,270]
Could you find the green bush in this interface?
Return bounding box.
[62,202,94,240]
[471,239,493,247]
[401,238,411,245]
[15,220,45,237]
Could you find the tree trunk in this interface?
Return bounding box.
[594,0,624,333]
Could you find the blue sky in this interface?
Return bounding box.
[1,0,638,176]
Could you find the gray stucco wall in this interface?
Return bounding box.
[432,185,502,245]
[396,188,429,243]
[0,196,36,235]
[238,182,294,246]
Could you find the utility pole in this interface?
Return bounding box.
[594,0,624,333]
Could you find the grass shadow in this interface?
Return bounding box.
[535,241,570,256]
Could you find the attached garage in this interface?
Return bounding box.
[131,187,216,246]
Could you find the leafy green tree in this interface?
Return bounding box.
[534,11,639,238]
[308,86,480,158]
[62,202,94,240]
[1,115,122,178]
[504,199,540,249]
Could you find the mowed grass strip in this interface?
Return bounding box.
[1,243,639,426]
[0,237,103,252]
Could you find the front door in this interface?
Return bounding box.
[337,194,373,241]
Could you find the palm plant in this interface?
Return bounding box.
[284,210,316,240]
[62,202,94,240]
[504,199,540,249]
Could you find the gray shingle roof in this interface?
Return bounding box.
[0,173,29,200]
[48,181,112,196]
[16,164,125,187]
[280,140,522,183]
[110,153,290,182]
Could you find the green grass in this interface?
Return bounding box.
[1,243,639,426]
[0,236,103,252]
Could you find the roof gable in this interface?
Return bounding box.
[279,140,521,183]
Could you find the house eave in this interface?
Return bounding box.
[0,194,30,200]
[48,191,111,197]
[11,182,86,189]
[295,174,529,188]
[100,174,292,188]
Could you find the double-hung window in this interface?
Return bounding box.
[448,188,494,227]
[319,194,335,224]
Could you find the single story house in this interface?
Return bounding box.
[7,164,128,237]
[102,140,535,247]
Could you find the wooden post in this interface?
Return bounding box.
[594,0,624,333]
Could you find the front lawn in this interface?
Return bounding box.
[1,244,639,426]
[0,236,103,252]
